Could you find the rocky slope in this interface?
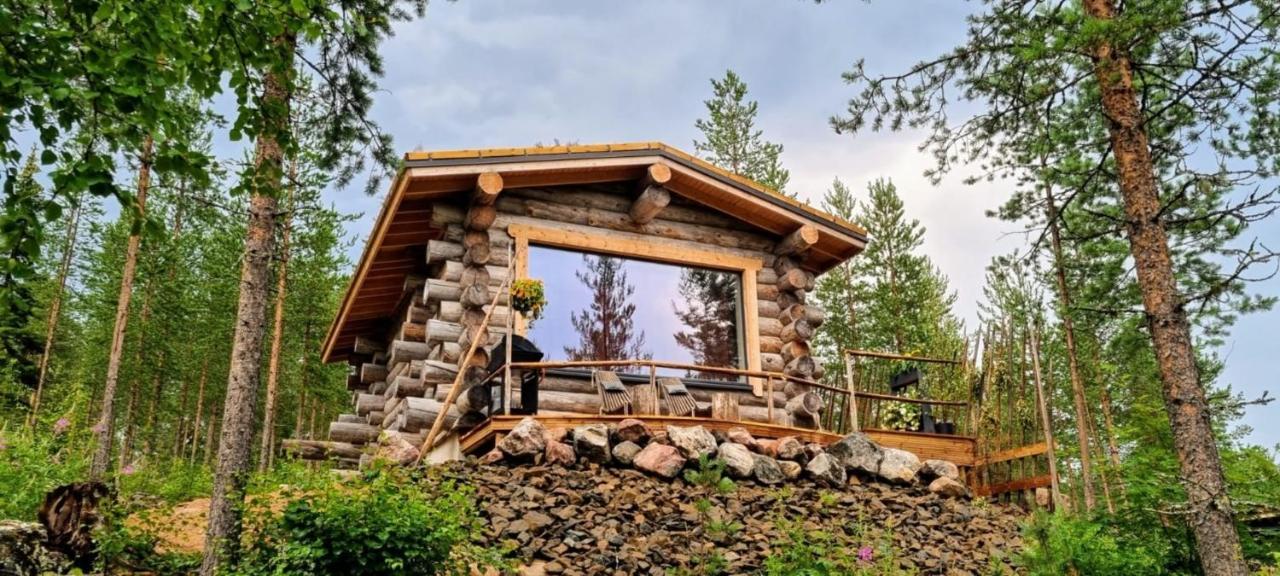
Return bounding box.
[433,460,1023,575]
[421,418,1026,575]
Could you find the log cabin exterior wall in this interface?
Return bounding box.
[318,143,864,457]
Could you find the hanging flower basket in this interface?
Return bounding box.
[510,278,547,323]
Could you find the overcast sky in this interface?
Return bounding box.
[228,1,1278,447]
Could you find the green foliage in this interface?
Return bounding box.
[763,507,914,576]
[232,467,506,576]
[1018,512,1166,576]
[693,69,791,195]
[96,503,201,576]
[683,454,737,495]
[0,423,88,520]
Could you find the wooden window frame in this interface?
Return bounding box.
[508,223,763,388]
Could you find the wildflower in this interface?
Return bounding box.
[90,422,105,435]
[0,435,7,452]
[121,464,136,476]
[857,545,874,563]
[53,418,70,434]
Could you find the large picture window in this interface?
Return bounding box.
[525,245,744,380]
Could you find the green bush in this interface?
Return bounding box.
[1018,511,1166,576]
[232,466,506,576]
[0,422,88,520]
[762,503,913,576]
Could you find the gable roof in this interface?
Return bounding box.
[322,142,868,363]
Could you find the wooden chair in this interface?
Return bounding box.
[658,377,706,417]
[594,371,632,415]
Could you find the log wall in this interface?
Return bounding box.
[317,178,832,456]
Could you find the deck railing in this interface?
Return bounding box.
[843,349,974,438]
[475,358,856,434]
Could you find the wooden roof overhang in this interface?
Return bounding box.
[323,142,869,363]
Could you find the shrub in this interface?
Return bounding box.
[0,423,88,520]
[762,504,913,576]
[232,466,506,576]
[1018,511,1165,576]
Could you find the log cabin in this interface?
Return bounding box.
[292,142,981,471]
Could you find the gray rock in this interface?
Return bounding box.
[779,460,803,480]
[928,476,969,498]
[0,521,71,576]
[751,454,786,485]
[918,459,961,482]
[878,447,922,484]
[804,452,846,487]
[612,441,643,465]
[716,442,755,479]
[573,423,611,463]
[498,417,547,458]
[826,432,883,475]
[665,425,717,459]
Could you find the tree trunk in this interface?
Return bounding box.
[185,357,209,462]
[1041,175,1096,512]
[200,39,293,576]
[27,193,84,428]
[258,170,295,473]
[1083,1,1246,572]
[89,134,153,480]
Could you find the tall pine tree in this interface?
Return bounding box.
[693,70,790,195]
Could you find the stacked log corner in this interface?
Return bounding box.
[313,175,512,466]
[771,225,825,428]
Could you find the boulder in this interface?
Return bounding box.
[498,417,547,459]
[479,449,504,465]
[633,443,686,479]
[615,419,651,444]
[778,460,803,480]
[803,442,825,461]
[716,442,755,479]
[374,431,420,465]
[774,436,804,461]
[612,441,643,466]
[928,477,968,498]
[1035,487,1052,508]
[650,430,671,445]
[544,427,570,444]
[918,459,961,482]
[726,426,756,449]
[804,452,846,487]
[751,454,786,485]
[754,438,778,456]
[877,447,922,484]
[666,425,717,460]
[573,424,611,464]
[545,440,576,467]
[0,521,71,576]
[826,432,882,475]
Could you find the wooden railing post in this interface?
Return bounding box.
[844,353,858,433]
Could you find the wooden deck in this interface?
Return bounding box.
[457,415,977,467]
